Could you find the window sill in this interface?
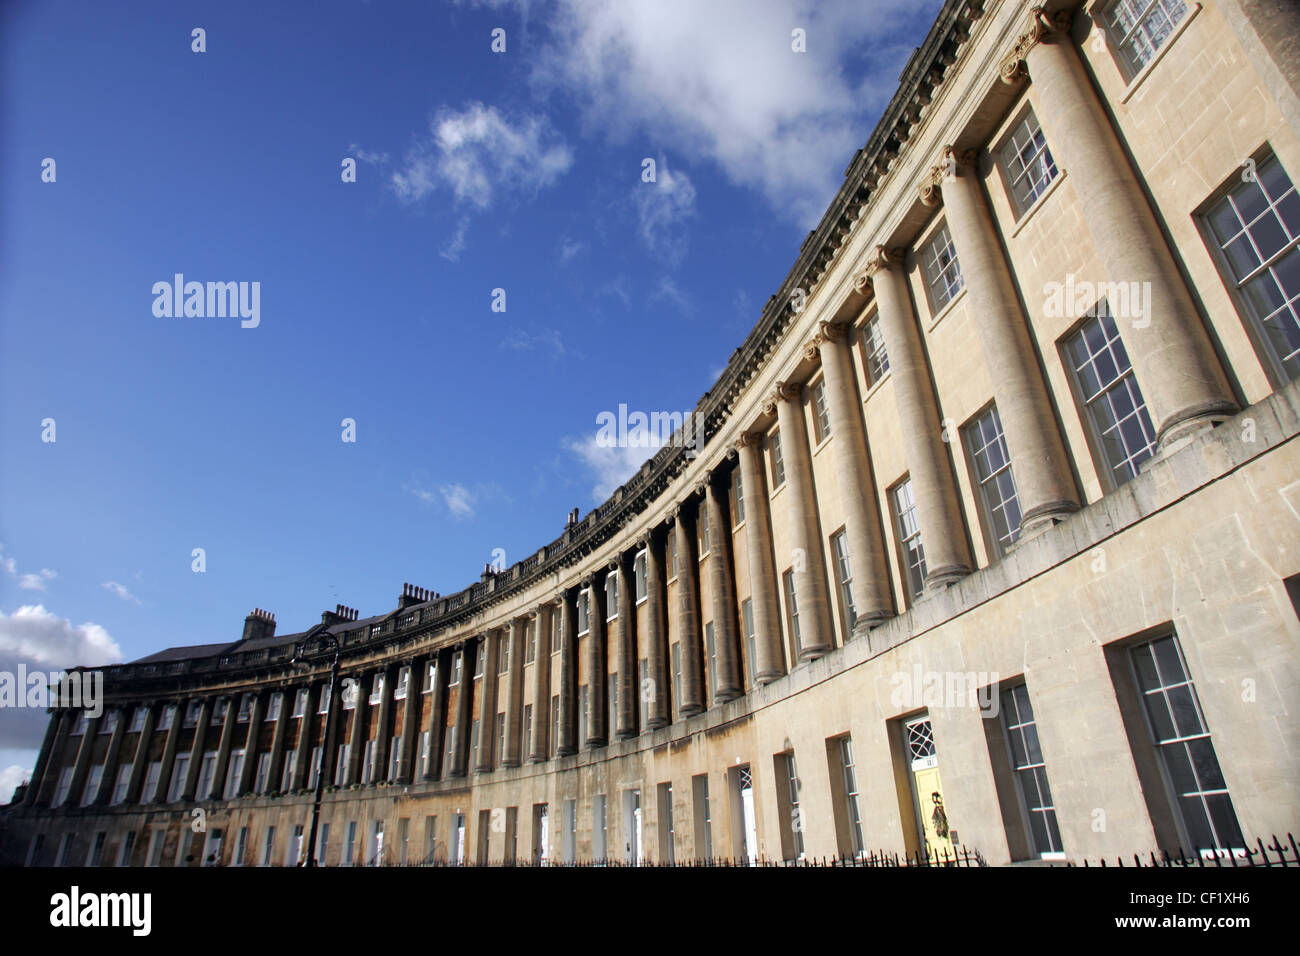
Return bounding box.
[812,433,832,456]
[863,371,891,403]
[1118,4,1201,105]
[925,284,968,334]
[1009,170,1067,239]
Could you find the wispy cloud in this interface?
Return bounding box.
[649,276,693,315]
[632,156,696,262]
[18,569,56,592]
[562,431,664,502]
[501,326,566,359]
[391,101,573,208]
[440,483,476,518]
[102,581,142,605]
[559,236,587,262]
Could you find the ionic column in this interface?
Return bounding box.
[475,636,500,773]
[65,712,101,805]
[372,665,398,782]
[502,621,526,767]
[585,573,608,747]
[123,704,158,805]
[291,685,321,790]
[809,324,895,625]
[860,247,973,590]
[671,505,705,714]
[425,649,451,779]
[265,691,289,792]
[346,674,370,784]
[398,659,423,783]
[704,476,742,700]
[528,606,553,763]
[557,593,579,756]
[614,554,638,739]
[1003,7,1236,449]
[644,528,671,728]
[181,697,212,801]
[92,708,128,806]
[237,692,265,796]
[735,433,786,682]
[768,382,835,657]
[152,702,184,803]
[921,146,1080,534]
[24,707,65,806]
[452,643,477,776]
[211,697,240,798]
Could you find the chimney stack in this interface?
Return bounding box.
[321,604,359,626]
[241,608,276,644]
[399,583,434,609]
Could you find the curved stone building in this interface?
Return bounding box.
[5,0,1300,867]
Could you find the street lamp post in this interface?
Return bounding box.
[292,624,341,867]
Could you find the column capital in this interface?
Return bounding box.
[803,320,847,360]
[919,145,979,206]
[853,245,907,293]
[734,430,763,451]
[999,6,1072,84]
[762,380,801,415]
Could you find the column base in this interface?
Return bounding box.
[556,747,577,758]
[584,737,608,749]
[714,687,744,703]
[923,564,971,594]
[797,645,831,662]
[1155,402,1237,456]
[647,718,671,730]
[501,759,520,769]
[1020,499,1081,538]
[679,704,704,718]
[754,670,785,685]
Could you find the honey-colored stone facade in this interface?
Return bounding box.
[5,0,1299,867]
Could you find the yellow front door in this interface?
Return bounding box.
[912,764,952,858]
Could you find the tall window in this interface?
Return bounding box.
[551,696,560,758]
[523,704,533,760]
[638,659,649,729]
[157,704,175,731]
[634,550,648,602]
[449,654,462,687]
[770,430,786,488]
[499,638,510,674]
[837,738,865,857]
[606,573,619,619]
[832,529,857,636]
[862,314,890,386]
[262,827,276,867]
[732,470,745,524]
[698,503,711,555]
[741,599,756,683]
[811,380,832,442]
[167,754,189,803]
[667,532,678,579]
[705,623,716,698]
[783,570,801,653]
[964,405,1023,557]
[577,590,590,634]
[693,774,713,860]
[921,223,964,312]
[223,750,245,799]
[999,683,1063,857]
[892,478,927,601]
[998,110,1059,218]
[111,763,132,805]
[129,706,148,732]
[1064,304,1157,487]
[293,688,308,716]
[525,623,536,664]
[1131,635,1244,851]
[141,761,161,804]
[1204,154,1300,384]
[781,752,805,861]
[593,795,608,862]
[1101,0,1190,78]
[671,643,682,716]
[395,667,410,699]
[80,766,102,807]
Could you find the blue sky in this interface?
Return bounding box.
[0,0,943,794]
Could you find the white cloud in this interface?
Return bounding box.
[501,326,566,358]
[650,276,693,315]
[18,569,56,591]
[0,605,123,750]
[0,764,32,805]
[563,431,664,502]
[102,581,142,605]
[559,236,586,262]
[632,157,696,262]
[440,217,471,262]
[440,484,477,519]
[391,102,574,209]
[529,0,938,225]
